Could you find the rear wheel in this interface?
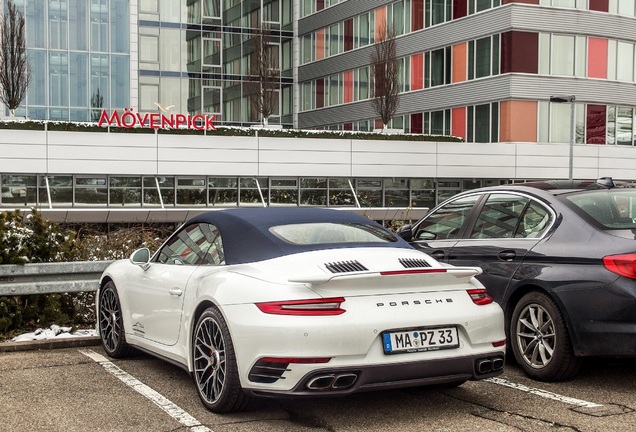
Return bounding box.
[192,307,251,413]
[510,291,582,381]
[98,281,134,358]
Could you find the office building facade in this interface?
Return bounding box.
[2,1,636,219]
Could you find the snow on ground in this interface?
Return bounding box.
[10,324,97,342]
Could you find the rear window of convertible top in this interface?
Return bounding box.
[269,222,397,245]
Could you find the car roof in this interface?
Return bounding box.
[469,178,636,197]
[184,207,412,264]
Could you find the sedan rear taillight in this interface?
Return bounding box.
[603,254,636,279]
[257,297,346,315]
[467,289,493,305]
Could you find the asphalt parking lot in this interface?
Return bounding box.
[1,340,634,432]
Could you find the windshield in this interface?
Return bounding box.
[566,190,636,229]
[270,222,397,245]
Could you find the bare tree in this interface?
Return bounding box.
[370,23,399,131]
[246,26,279,126]
[91,88,103,122]
[0,0,30,117]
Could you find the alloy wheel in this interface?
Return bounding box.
[99,287,121,353]
[193,316,227,404]
[515,302,556,369]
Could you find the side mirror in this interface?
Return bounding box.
[130,248,151,270]
[396,224,413,241]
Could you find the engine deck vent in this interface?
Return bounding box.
[399,258,431,268]
[325,260,368,273]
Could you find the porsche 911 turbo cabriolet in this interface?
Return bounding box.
[97,207,505,413]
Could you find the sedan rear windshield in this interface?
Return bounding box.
[566,190,636,229]
[270,222,397,245]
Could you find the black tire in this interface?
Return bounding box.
[98,281,134,358]
[192,307,251,413]
[510,291,582,381]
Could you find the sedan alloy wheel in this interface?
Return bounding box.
[510,291,582,382]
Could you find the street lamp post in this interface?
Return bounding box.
[550,95,576,181]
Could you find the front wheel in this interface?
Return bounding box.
[98,281,134,358]
[192,307,251,413]
[510,291,582,381]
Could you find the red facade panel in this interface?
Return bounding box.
[412,0,424,31]
[501,31,538,74]
[586,105,606,145]
[344,19,353,52]
[411,113,423,134]
[453,0,467,19]
[588,38,608,79]
[589,0,609,12]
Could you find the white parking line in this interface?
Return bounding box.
[80,349,212,432]
[486,377,603,408]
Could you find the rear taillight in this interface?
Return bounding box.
[603,254,636,279]
[257,297,346,315]
[467,289,493,305]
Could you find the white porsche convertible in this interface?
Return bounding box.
[97,207,505,413]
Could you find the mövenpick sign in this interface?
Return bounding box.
[98,108,216,130]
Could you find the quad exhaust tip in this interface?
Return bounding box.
[306,373,358,391]
[476,356,505,374]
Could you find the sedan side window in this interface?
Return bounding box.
[415,195,480,240]
[517,202,551,238]
[471,194,529,239]
[157,223,223,265]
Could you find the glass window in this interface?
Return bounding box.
[415,194,480,240]
[143,176,175,206]
[616,41,635,82]
[470,193,529,239]
[271,222,396,245]
[328,178,356,206]
[551,35,575,76]
[517,201,552,238]
[90,0,109,52]
[48,0,68,50]
[300,178,328,206]
[1,175,37,206]
[40,176,73,206]
[109,176,141,206]
[240,177,268,206]
[75,176,108,206]
[567,190,636,230]
[111,0,129,54]
[49,52,69,107]
[111,55,129,109]
[157,223,224,265]
[70,53,89,107]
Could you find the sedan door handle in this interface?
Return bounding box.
[169,288,183,296]
[430,250,445,260]
[497,251,516,262]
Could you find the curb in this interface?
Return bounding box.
[0,336,101,352]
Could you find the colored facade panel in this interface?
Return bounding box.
[411,53,424,90]
[345,19,354,52]
[452,107,467,140]
[452,43,467,83]
[375,6,387,41]
[316,29,325,60]
[589,0,609,12]
[411,112,423,134]
[412,0,424,31]
[586,105,607,144]
[344,71,354,103]
[501,31,538,74]
[500,101,537,143]
[452,0,467,19]
[588,38,608,79]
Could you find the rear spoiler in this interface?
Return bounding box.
[288,267,482,285]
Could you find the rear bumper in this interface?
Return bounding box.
[247,351,504,397]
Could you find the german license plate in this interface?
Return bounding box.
[382,326,459,354]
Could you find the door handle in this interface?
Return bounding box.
[169,288,183,296]
[430,250,445,260]
[497,251,516,262]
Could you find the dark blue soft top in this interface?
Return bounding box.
[184,207,413,264]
